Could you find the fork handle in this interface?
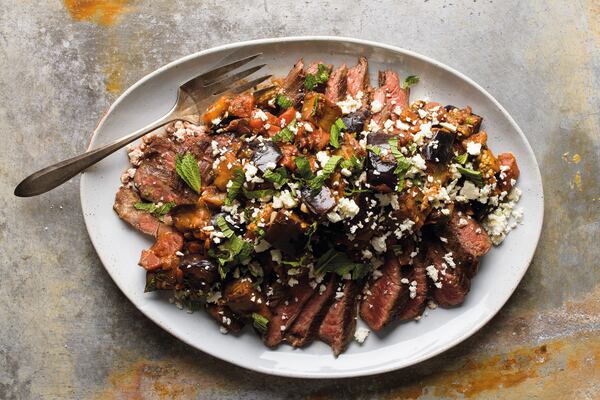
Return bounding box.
[14,116,173,197]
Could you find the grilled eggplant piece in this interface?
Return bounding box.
[366,132,397,192]
[178,255,218,291]
[145,268,176,292]
[205,303,245,333]
[423,129,455,163]
[341,109,369,134]
[301,92,342,132]
[252,142,282,173]
[224,278,271,319]
[263,210,309,256]
[300,186,336,215]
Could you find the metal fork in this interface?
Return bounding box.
[14,53,272,197]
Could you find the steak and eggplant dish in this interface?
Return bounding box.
[114,57,523,356]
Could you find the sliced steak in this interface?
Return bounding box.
[286,274,338,347]
[138,230,184,271]
[324,64,348,102]
[318,280,359,357]
[360,255,406,331]
[264,279,315,347]
[281,59,305,105]
[371,70,409,125]
[425,239,471,307]
[347,57,370,98]
[435,211,492,263]
[182,133,238,187]
[113,186,162,237]
[397,253,428,321]
[134,136,198,205]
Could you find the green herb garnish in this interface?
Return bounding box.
[329,118,346,149]
[304,64,331,90]
[175,152,201,193]
[209,234,253,271]
[295,156,314,180]
[457,166,484,185]
[224,168,244,206]
[252,313,269,333]
[309,155,342,190]
[455,152,469,165]
[272,119,296,144]
[311,95,319,117]
[263,167,289,187]
[366,145,382,156]
[315,248,371,280]
[401,75,420,89]
[215,215,235,238]
[134,201,176,221]
[275,93,293,108]
[388,137,413,191]
[340,155,364,172]
[242,188,276,200]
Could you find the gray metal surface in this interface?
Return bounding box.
[1,0,599,398]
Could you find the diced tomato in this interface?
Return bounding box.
[277,107,297,127]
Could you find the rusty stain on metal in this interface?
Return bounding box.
[63,0,131,25]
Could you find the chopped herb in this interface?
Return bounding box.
[263,167,289,187]
[401,75,420,89]
[366,145,382,156]
[311,95,319,117]
[224,168,244,206]
[344,186,371,197]
[252,313,269,333]
[465,116,475,125]
[329,118,346,148]
[308,155,342,190]
[272,119,296,143]
[408,142,418,155]
[457,166,484,185]
[388,137,413,191]
[242,187,276,200]
[275,93,293,108]
[340,155,364,171]
[315,248,371,280]
[209,234,253,270]
[215,215,235,238]
[305,222,318,242]
[295,156,314,180]
[392,245,404,256]
[134,201,176,221]
[455,152,469,165]
[175,152,201,193]
[304,64,331,90]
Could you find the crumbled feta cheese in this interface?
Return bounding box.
[336,198,360,219]
[254,109,268,121]
[411,154,427,170]
[354,327,370,344]
[337,95,362,114]
[254,239,271,253]
[459,180,480,200]
[371,99,383,113]
[439,122,457,132]
[371,233,389,254]
[341,168,352,177]
[316,151,330,168]
[466,141,482,156]
[270,249,282,263]
[482,187,523,245]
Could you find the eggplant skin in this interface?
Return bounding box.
[341,109,369,133]
[252,142,282,173]
[263,210,308,256]
[423,129,455,163]
[366,132,397,191]
[178,255,218,291]
[301,186,336,215]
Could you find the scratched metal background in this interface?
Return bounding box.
[1,0,599,399]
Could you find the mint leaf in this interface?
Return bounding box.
[215,215,235,238]
[457,166,484,185]
[304,64,331,90]
[388,137,412,191]
[252,313,269,333]
[175,152,201,193]
[242,187,275,200]
[329,118,346,149]
[295,156,314,180]
[315,248,371,280]
[263,167,289,187]
[272,119,296,144]
[309,155,342,190]
[224,168,244,206]
[134,201,176,221]
[455,152,468,165]
[275,93,293,108]
[366,145,382,156]
[401,75,420,89]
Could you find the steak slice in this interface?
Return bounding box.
[318,280,359,357]
[425,239,471,307]
[182,133,237,187]
[371,70,409,125]
[264,279,315,347]
[347,57,370,98]
[134,136,198,205]
[360,255,406,331]
[397,253,429,321]
[281,59,305,106]
[324,64,348,102]
[286,274,338,347]
[435,211,492,268]
[205,304,244,333]
[113,186,161,237]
